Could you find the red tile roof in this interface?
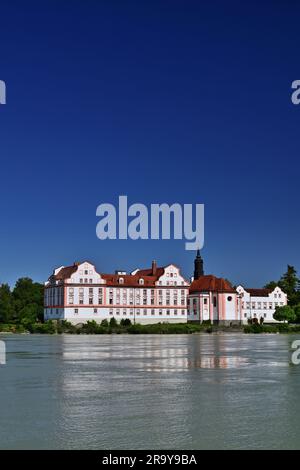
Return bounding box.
[134,267,165,278]
[53,265,78,280]
[190,275,236,293]
[244,288,271,297]
[101,273,157,287]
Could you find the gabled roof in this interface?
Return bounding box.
[134,267,165,278]
[53,265,78,280]
[101,273,157,287]
[243,288,271,297]
[190,275,236,293]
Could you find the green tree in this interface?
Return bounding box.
[0,284,14,323]
[120,318,132,327]
[293,304,300,323]
[278,265,299,305]
[109,317,118,328]
[18,303,41,327]
[13,278,44,322]
[273,305,296,323]
[264,281,278,290]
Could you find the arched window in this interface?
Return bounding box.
[119,277,124,284]
[139,278,144,285]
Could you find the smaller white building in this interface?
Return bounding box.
[236,285,288,324]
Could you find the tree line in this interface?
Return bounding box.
[0,278,44,328]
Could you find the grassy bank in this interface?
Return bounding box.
[1,319,300,335]
[243,323,300,334]
[0,319,242,335]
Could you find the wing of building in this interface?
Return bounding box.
[236,285,287,323]
[44,260,189,324]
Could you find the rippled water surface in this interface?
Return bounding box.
[0,333,300,449]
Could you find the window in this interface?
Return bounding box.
[74,308,78,314]
[214,297,217,307]
[119,277,124,284]
[143,309,147,316]
[80,278,83,284]
[123,310,126,315]
[98,288,103,305]
[174,310,177,315]
[84,270,88,275]
[139,278,144,285]
[227,296,232,302]
[94,308,98,313]
[151,309,155,315]
[159,309,162,315]
[84,278,88,283]
[89,279,92,284]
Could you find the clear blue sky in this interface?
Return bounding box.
[0,0,299,287]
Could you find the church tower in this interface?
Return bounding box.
[194,249,204,280]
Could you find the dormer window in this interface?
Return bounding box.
[139,278,144,285]
[119,277,124,284]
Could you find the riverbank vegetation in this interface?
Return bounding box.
[1,267,300,334]
[0,318,235,335]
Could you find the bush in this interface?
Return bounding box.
[109,317,118,328]
[29,321,56,334]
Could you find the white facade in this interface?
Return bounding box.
[236,285,288,324]
[44,261,189,324]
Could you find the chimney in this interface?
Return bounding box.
[152,260,157,276]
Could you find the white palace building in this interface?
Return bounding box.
[44,252,287,325]
[44,260,190,324]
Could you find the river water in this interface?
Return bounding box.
[0,333,300,449]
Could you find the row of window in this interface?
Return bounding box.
[71,308,186,316]
[244,313,267,319]
[242,302,284,310]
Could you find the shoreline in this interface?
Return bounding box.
[1,322,300,335]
